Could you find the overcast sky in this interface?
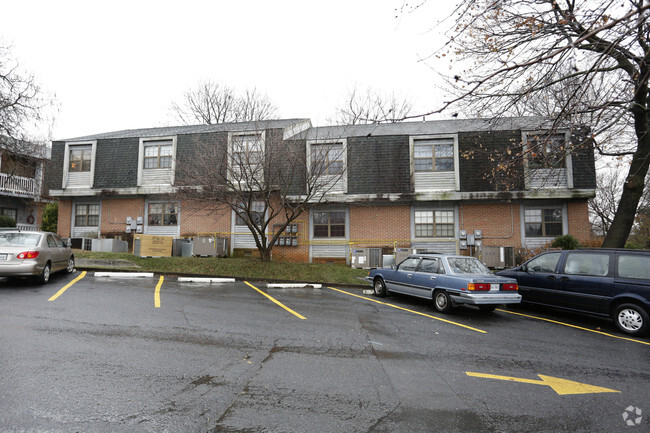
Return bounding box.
[3,0,454,141]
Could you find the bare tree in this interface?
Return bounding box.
[170,80,278,125]
[0,43,47,151]
[410,0,650,247]
[329,85,413,125]
[175,124,347,262]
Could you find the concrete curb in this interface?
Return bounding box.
[94,272,155,278]
[177,277,236,283]
[266,283,323,289]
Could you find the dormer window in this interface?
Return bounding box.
[137,136,177,186]
[144,141,173,169]
[69,147,92,172]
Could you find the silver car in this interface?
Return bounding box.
[0,231,75,283]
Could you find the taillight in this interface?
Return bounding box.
[468,283,490,291]
[503,283,518,291]
[17,251,40,259]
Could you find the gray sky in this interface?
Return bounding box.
[3,0,453,140]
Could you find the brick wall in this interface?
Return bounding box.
[57,199,72,237]
[459,202,522,248]
[349,204,411,249]
[180,200,231,236]
[99,197,146,235]
[567,201,591,243]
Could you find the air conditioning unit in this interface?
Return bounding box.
[351,248,382,269]
[193,236,228,257]
[480,246,515,269]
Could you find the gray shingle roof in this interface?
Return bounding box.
[299,116,555,140]
[61,118,311,141]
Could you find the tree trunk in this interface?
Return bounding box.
[259,247,272,262]
[602,110,650,248]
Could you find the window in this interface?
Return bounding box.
[526,252,561,273]
[524,208,562,237]
[564,253,609,276]
[75,204,100,227]
[311,143,344,175]
[527,133,565,169]
[1,208,17,222]
[419,258,442,274]
[69,146,92,172]
[415,210,454,238]
[148,202,178,226]
[398,257,420,271]
[235,201,265,227]
[143,141,173,169]
[414,139,454,172]
[618,255,650,279]
[313,211,345,238]
[232,134,263,168]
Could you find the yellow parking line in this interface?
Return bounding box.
[496,308,650,346]
[327,287,486,334]
[244,281,306,320]
[154,276,164,308]
[48,271,87,301]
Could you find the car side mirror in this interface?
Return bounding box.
[521,264,528,272]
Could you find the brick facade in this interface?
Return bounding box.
[49,117,597,263]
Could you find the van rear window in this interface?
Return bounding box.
[618,255,650,279]
[564,253,609,276]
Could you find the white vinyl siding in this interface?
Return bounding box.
[410,136,459,192]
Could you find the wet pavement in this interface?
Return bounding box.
[0,271,648,432]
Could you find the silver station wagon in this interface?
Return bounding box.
[367,253,521,312]
[0,231,75,283]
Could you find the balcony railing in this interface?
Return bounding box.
[0,172,37,196]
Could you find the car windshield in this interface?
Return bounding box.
[0,233,41,247]
[446,257,492,275]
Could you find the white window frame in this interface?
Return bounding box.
[413,209,456,239]
[306,138,348,194]
[63,141,97,188]
[228,131,265,187]
[520,203,568,244]
[522,130,573,189]
[137,136,177,186]
[409,135,460,191]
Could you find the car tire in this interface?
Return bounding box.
[373,278,387,297]
[38,262,51,284]
[433,290,453,313]
[613,303,649,336]
[66,257,75,274]
[478,305,497,313]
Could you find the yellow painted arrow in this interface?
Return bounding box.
[466,372,620,395]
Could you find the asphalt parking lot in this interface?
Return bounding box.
[1,271,648,433]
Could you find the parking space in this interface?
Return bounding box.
[1,271,648,432]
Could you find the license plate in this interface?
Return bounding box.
[0,254,7,260]
[490,284,500,291]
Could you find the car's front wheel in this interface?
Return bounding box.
[613,303,649,336]
[433,290,453,313]
[38,262,51,284]
[373,278,387,297]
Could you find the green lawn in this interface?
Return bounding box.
[74,251,369,286]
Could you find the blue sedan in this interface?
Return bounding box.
[367,254,521,312]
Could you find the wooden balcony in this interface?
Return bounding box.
[0,172,38,197]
